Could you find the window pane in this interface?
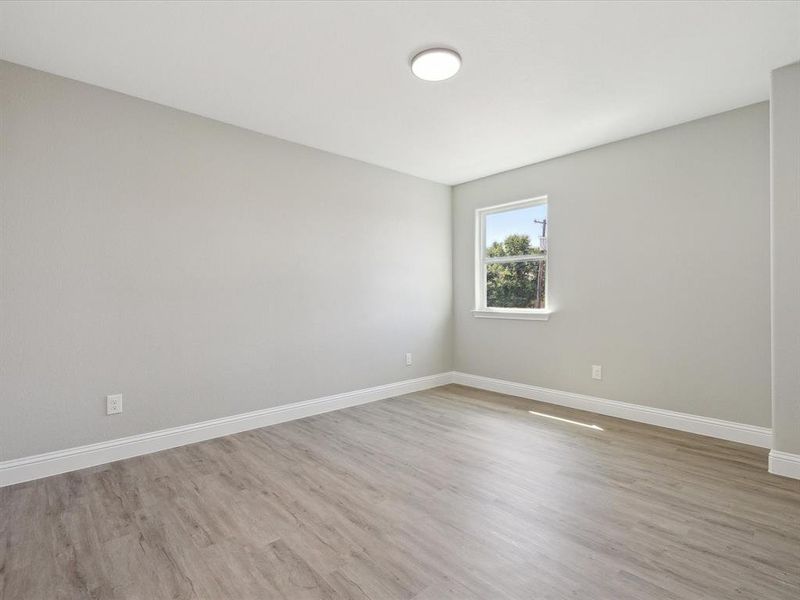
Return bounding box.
[486,260,546,309]
[485,203,547,258]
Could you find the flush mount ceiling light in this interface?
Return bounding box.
[410,48,461,81]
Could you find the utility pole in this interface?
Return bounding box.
[533,218,547,308]
[534,218,547,238]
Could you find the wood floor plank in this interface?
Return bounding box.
[1,384,798,599]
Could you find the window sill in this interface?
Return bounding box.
[472,309,551,321]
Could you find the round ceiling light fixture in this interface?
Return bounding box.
[410,48,461,82]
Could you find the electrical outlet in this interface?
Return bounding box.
[106,394,123,415]
[405,352,413,366]
[592,365,602,380]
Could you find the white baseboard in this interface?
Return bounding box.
[769,451,800,479]
[0,372,453,488]
[3,371,781,487]
[452,372,773,448]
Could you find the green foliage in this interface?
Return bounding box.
[486,234,546,309]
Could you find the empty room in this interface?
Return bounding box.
[1,1,799,599]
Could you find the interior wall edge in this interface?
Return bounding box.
[768,451,800,480]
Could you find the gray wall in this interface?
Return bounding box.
[453,103,771,427]
[770,62,800,454]
[0,61,453,461]
[0,58,779,463]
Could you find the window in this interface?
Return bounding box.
[474,196,549,320]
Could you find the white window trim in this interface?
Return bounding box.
[474,195,551,321]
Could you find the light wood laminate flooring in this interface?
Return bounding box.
[1,384,798,599]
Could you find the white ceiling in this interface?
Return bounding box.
[1,1,798,185]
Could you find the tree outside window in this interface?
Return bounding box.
[477,197,548,313]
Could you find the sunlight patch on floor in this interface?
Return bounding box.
[528,410,604,430]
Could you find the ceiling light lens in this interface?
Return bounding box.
[411,48,461,81]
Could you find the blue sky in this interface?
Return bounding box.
[486,204,547,249]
